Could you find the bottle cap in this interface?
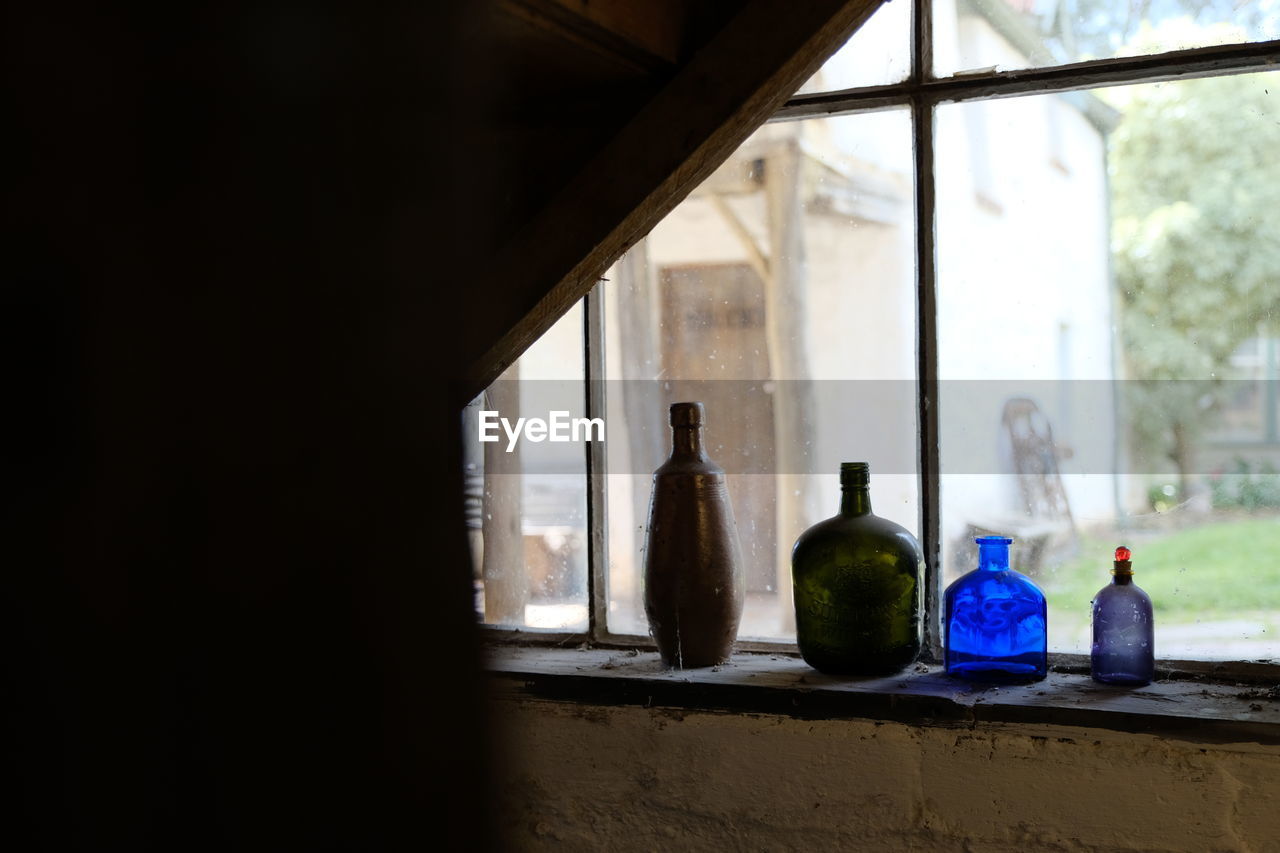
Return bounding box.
[975,535,1013,546]
[1113,544,1134,575]
[669,401,704,427]
[840,461,870,487]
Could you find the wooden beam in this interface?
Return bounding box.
[543,0,688,65]
[460,0,886,403]
[708,193,770,287]
[688,159,764,197]
[499,0,679,76]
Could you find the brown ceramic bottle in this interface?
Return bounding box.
[643,402,745,668]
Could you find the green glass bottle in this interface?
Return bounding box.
[791,462,922,675]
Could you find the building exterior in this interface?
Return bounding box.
[592,0,1119,637]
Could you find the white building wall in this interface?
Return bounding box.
[932,5,1122,571]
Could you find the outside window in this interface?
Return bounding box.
[464,304,588,631]
[602,111,918,640]
[470,0,1280,667]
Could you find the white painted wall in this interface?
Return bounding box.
[494,695,1280,851]
[931,6,1122,572]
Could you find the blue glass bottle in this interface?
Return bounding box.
[944,536,1047,683]
[1091,546,1154,685]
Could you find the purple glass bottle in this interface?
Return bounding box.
[1091,546,1155,686]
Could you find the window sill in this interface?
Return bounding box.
[487,645,1280,746]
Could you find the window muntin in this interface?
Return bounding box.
[476,1,1280,670]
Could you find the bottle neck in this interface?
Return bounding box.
[671,425,707,460]
[978,544,1010,571]
[840,485,872,517]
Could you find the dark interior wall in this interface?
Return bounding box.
[8,3,494,848]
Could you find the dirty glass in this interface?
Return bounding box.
[794,0,911,93]
[934,0,1280,78]
[463,302,589,631]
[601,110,919,641]
[936,72,1280,660]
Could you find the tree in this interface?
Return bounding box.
[1109,69,1280,497]
[1025,0,1277,62]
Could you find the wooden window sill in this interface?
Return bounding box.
[487,645,1280,746]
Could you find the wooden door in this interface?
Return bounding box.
[660,264,778,594]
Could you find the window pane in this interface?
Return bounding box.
[603,111,918,641]
[934,0,1280,77]
[1205,337,1280,443]
[937,72,1280,661]
[794,1,911,93]
[463,302,588,631]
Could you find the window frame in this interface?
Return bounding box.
[485,0,1280,681]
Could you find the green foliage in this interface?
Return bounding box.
[1211,458,1280,510]
[1034,1,1275,62]
[1045,518,1280,620]
[1110,71,1280,473]
[1147,481,1180,512]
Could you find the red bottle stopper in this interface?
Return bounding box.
[1114,545,1132,561]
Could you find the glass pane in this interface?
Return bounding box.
[1205,337,1280,443]
[463,302,588,631]
[937,71,1280,661]
[934,0,1280,78]
[795,0,911,93]
[602,111,919,641]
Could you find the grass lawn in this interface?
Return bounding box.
[1043,516,1280,622]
